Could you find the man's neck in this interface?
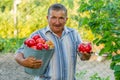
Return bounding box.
[54,32,62,38]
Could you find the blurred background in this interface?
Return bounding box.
[0,0,120,80]
[0,0,94,53]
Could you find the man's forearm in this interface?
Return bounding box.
[14,53,25,66]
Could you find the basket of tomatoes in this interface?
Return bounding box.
[23,34,54,76]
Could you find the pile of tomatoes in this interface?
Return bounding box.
[24,34,54,50]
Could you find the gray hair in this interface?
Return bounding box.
[47,3,67,17]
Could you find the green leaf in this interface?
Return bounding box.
[112,30,120,35]
[110,62,116,70]
[114,71,120,76]
[80,17,89,25]
[78,2,88,12]
[112,54,120,61]
[93,38,99,44]
[114,65,120,72]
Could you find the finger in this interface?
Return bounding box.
[84,52,89,55]
[27,57,36,61]
[34,65,40,68]
[29,59,37,65]
[31,57,36,60]
[29,56,35,59]
[80,51,87,54]
[35,60,43,63]
[33,63,42,69]
[30,60,42,66]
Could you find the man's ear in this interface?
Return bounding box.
[46,16,48,19]
[46,16,49,22]
[66,17,68,21]
[65,17,68,23]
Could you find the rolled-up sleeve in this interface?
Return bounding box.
[15,44,24,54]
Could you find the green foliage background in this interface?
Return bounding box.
[74,0,120,79]
[0,0,94,53]
[1,0,120,79]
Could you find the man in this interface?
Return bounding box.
[15,3,91,80]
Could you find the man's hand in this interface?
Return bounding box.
[15,53,43,69]
[80,52,91,60]
[22,56,43,69]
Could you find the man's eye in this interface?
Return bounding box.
[51,17,56,19]
[59,17,65,21]
[60,17,64,19]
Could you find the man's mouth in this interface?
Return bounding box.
[54,24,61,27]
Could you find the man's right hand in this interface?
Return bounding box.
[14,53,43,69]
[22,56,43,69]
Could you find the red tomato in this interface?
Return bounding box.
[36,38,45,44]
[32,34,41,41]
[78,43,86,52]
[24,38,36,47]
[30,45,37,50]
[85,43,92,53]
[43,44,49,50]
[36,43,43,50]
[78,43,92,53]
[24,39,29,45]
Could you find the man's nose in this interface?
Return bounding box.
[55,18,60,24]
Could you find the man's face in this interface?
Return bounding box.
[47,10,68,34]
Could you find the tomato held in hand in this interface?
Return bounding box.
[78,43,86,52]
[85,43,92,53]
[78,42,92,53]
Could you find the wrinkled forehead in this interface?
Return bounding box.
[50,10,65,15]
[48,9,67,17]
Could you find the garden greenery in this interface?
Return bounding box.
[0,0,120,79]
[0,0,94,53]
[75,0,120,79]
